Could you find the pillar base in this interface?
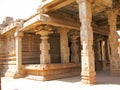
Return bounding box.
[81,72,96,84]
[1,70,25,79]
[111,70,120,76]
[102,61,108,71]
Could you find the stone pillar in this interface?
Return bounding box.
[0,74,2,90]
[107,10,120,76]
[58,28,70,63]
[36,30,52,64]
[71,35,79,63]
[14,31,23,73]
[98,40,102,60]
[118,42,120,58]
[76,0,96,84]
[101,40,107,71]
[0,36,3,54]
[97,39,102,61]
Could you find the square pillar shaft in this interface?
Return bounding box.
[107,10,120,76]
[58,28,70,63]
[14,31,23,75]
[71,36,79,63]
[76,0,96,84]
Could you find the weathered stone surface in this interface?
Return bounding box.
[24,63,81,81]
[77,0,96,84]
[2,17,14,27]
[58,28,70,63]
[107,10,120,76]
[71,35,79,63]
[0,0,120,85]
[36,30,53,64]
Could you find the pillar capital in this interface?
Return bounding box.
[71,35,79,44]
[14,31,23,37]
[36,30,53,36]
[106,10,117,26]
[36,25,53,36]
[71,35,79,40]
[106,9,118,15]
[76,0,92,4]
[58,27,69,34]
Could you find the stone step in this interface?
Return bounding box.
[25,75,44,81]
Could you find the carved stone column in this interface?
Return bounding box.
[58,28,70,63]
[71,35,79,63]
[118,42,120,58]
[36,30,52,64]
[0,36,3,54]
[101,40,107,71]
[76,0,96,84]
[97,40,102,61]
[107,10,120,76]
[14,31,23,73]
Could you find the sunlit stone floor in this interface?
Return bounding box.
[1,71,120,90]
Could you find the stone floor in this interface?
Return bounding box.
[1,71,120,90]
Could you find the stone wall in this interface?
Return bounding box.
[22,32,82,64]
[49,33,61,63]
[0,30,16,77]
[4,30,16,54]
[0,35,6,71]
[0,36,6,54]
[22,33,40,64]
[22,33,61,64]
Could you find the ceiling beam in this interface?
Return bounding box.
[21,13,80,31]
[21,13,109,35]
[38,0,75,13]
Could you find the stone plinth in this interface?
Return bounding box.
[24,63,81,81]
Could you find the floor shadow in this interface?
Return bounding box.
[56,71,120,85]
[96,71,120,85]
[56,76,81,83]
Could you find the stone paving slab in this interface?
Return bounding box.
[1,71,120,90]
